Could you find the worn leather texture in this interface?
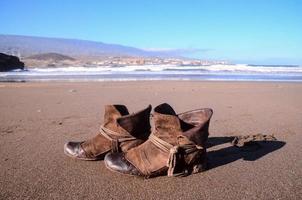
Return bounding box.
[105,103,213,177]
[64,105,152,160]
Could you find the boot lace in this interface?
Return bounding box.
[99,125,137,152]
[148,133,203,177]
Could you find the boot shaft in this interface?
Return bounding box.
[103,105,129,124]
[151,103,213,146]
[117,105,152,140]
[179,108,213,147]
[81,105,152,158]
[151,104,182,145]
[103,104,152,139]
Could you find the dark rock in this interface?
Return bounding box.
[0,53,24,72]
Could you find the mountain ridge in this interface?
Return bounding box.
[0,34,168,58]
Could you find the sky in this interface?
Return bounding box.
[0,0,302,64]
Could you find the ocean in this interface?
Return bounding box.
[1,64,302,82]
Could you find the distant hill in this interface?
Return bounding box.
[0,34,164,58]
[27,53,76,61]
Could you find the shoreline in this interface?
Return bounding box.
[1,78,302,83]
[1,79,302,85]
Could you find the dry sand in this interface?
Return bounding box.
[0,81,301,199]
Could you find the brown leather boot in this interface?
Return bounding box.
[104,103,213,177]
[64,105,152,160]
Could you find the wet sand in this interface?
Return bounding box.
[0,81,301,199]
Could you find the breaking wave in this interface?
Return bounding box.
[23,64,302,74]
[1,64,302,81]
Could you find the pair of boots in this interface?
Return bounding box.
[64,103,213,178]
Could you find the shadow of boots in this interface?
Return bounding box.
[206,136,286,170]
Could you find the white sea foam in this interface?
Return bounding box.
[16,64,302,74]
[1,64,302,81]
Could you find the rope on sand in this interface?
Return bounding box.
[231,134,277,147]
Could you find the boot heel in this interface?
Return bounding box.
[192,156,207,174]
[192,163,206,173]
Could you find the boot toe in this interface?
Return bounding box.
[64,141,86,159]
[104,152,141,176]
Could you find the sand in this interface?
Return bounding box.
[0,81,301,199]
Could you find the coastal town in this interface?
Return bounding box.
[89,57,229,66]
[21,53,229,68]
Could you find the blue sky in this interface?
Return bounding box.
[1,0,301,64]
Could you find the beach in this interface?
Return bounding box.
[0,81,301,199]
